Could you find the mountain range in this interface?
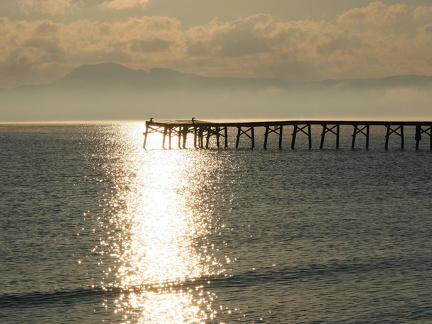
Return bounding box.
[4,62,432,92]
[1,62,432,122]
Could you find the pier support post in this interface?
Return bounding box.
[177,127,182,149]
[199,127,204,148]
[308,124,312,149]
[264,126,269,150]
[352,125,370,149]
[264,125,283,149]
[216,126,220,148]
[143,124,149,149]
[236,127,241,148]
[162,127,168,149]
[182,126,188,148]
[143,122,169,149]
[203,126,227,149]
[416,124,421,150]
[168,127,172,150]
[205,126,211,149]
[429,127,432,150]
[193,126,198,148]
[279,125,283,149]
[385,124,404,150]
[415,125,432,150]
[205,126,220,149]
[430,128,432,150]
[224,126,229,148]
[252,127,255,149]
[236,126,255,149]
[337,124,340,149]
[291,124,312,149]
[320,124,326,149]
[320,124,340,149]
[291,125,297,149]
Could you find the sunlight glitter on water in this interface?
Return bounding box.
[98,123,223,322]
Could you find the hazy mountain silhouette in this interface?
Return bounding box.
[59,62,432,90]
[56,62,289,91]
[2,62,432,122]
[60,62,149,87]
[2,62,431,92]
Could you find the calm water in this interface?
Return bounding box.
[1,122,432,323]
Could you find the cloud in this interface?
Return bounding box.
[416,23,432,43]
[184,16,380,79]
[20,0,81,16]
[423,24,432,36]
[337,1,408,25]
[2,3,432,88]
[187,15,278,58]
[130,39,173,52]
[99,0,150,10]
[413,6,432,20]
[0,16,182,87]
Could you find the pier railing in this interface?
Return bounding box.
[143,119,432,150]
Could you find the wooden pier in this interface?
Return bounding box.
[143,118,432,150]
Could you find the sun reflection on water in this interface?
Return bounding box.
[97,123,224,322]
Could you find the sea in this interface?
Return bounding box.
[1,122,431,323]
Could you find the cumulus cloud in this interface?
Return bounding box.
[20,0,81,16]
[185,15,383,79]
[0,16,182,87]
[416,23,432,42]
[3,2,432,88]
[130,39,173,52]
[413,6,432,20]
[337,1,408,25]
[99,0,150,10]
[186,15,278,57]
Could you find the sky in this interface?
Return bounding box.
[1,0,432,88]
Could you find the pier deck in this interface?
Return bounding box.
[143,118,432,150]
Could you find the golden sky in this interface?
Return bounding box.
[1,0,432,88]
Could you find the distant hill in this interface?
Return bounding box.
[56,62,289,91]
[1,62,432,122]
[60,62,149,87]
[2,62,432,92]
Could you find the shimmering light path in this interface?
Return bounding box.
[95,124,228,322]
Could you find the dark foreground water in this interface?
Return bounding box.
[1,122,432,323]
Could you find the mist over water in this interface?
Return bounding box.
[1,122,432,323]
[2,87,432,122]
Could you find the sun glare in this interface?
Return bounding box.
[99,123,221,322]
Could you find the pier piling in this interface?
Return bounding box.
[385,124,404,150]
[320,124,340,149]
[352,125,370,149]
[291,124,312,149]
[264,125,283,150]
[415,125,432,150]
[236,126,255,149]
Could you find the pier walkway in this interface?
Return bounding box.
[143,118,432,150]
